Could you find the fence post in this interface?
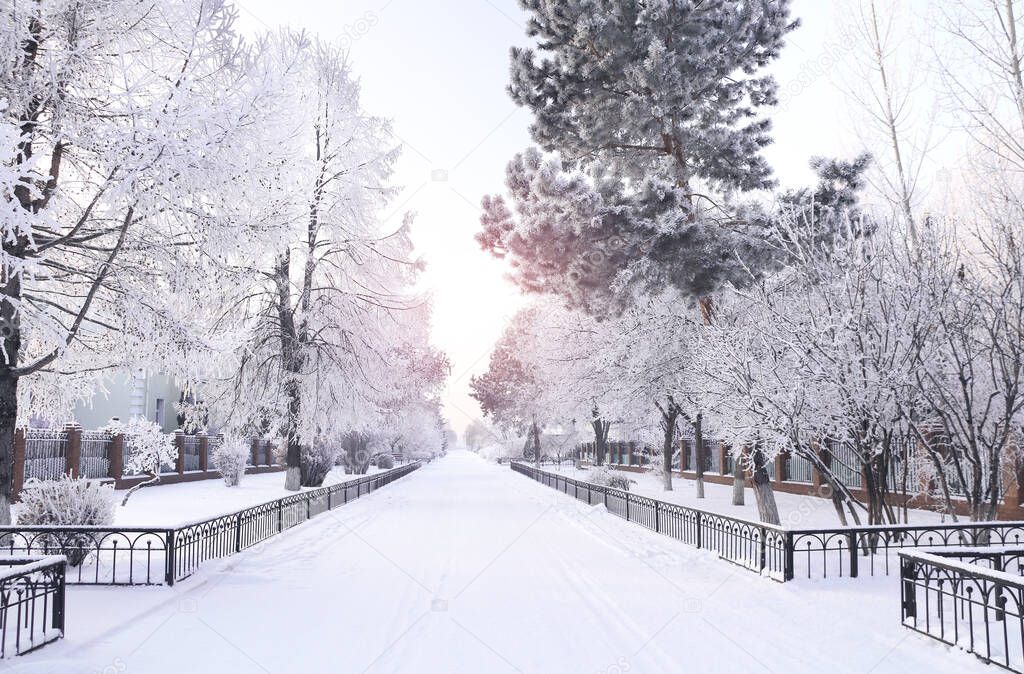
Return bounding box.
[198,434,209,473]
[696,512,703,549]
[900,556,917,620]
[52,564,65,632]
[235,512,242,552]
[165,528,176,586]
[109,433,124,482]
[12,428,25,499]
[277,499,283,533]
[251,438,260,467]
[847,532,859,578]
[784,531,795,581]
[655,500,660,533]
[265,439,275,467]
[625,493,631,521]
[758,527,767,572]
[174,430,185,475]
[66,424,82,478]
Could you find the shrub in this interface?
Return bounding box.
[585,466,634,492]
[212,436,249,487]
[375,454,394,469]
[104,417,176,476]
[16,476,116,565]
[301,443,338,487]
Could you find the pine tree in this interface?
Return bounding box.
[481,0,799,316]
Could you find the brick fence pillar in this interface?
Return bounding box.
[12,428,26,499]
[251,438,259,466]
[198,434,209,472]
[66,424,82,478]
[719,441,728,475]
[775,452,786,486]
[265,439,275,467]
[109,433,124,481]
[174,430,185,474]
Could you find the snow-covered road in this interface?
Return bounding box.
[16,451,983,673]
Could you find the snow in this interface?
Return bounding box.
[111,467,382,527]
[547,462,949,529]
[20,451,982,673]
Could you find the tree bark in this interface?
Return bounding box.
[276,251,303,491]
[750,448,781,525]
[694,413,705,499]
[0,370,18,525]
[654,397,682,491]
[731,446,745,506]
[591,416,610,467]
[532,416,541,467]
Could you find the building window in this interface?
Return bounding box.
[154,398,165,426]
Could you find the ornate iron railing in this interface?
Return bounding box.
[512,462,1024,583]
[80,431,111,479]
[0,462,421,587]
[790,523,1024,579]
[0,556,65,657]
[900,548,1024,672]
[24,429,67,482]
[182,435,201,472]
[511,462,789,580]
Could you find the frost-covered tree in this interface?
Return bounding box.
[0,0,279,522]
[198,32,447,489]
[480,0,797,316]
[471,308,548,465]
[104,418,177,505]
[510,0,796,192]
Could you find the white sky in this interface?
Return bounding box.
[233,0,949,435]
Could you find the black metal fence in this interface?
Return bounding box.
[512,462,790,580]
[513,462,1024,583]
[900,548,1024,672]
[24,429,68,482]
[0,462,421,587]
[0,556,65,657]
[791,523,1024,579]
[170,462,421,584]
[80,430,111,479]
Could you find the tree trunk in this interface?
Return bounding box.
[0,369,17,525]
[731,446,745,506]
[694,413,705,499]
[591,417,610,467]
[750,448,781,525]
[532,417,541,467]
[0,270,23,524]
[276,251,303,492]
[655,397,680,491]
[661,434,674,491]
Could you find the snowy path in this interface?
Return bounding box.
[19,451,983,673]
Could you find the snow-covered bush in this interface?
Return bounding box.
[103,417,177,504]
[16,476,116,565]
[104,418,176,476]
[586,466,634,492]
[301,443,338,487]
[212,436,249,487]
[478,439,521,463]
[375,454,394,469]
